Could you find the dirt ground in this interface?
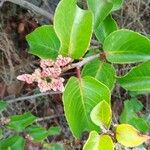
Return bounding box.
[0,0,150,150]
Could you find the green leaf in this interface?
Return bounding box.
[26,125,49,142]
[83,131,114,150]
[103,30,150,64]
[7,112,37,132]
[44,143,64,150]
[129,117,150,133]
[82,58,116,90]
[26,125,61,142]
[26,25,60,59]
[63,76,110,138]
[0,129,3,139]
[87,0,113,29]
[111,0,124,11]
[0,135,25,150]
[95,15,118,44]
[48,126,61,136]
[119,99,149,132]
[54,0,92,59]
[116,124,150,147]
[118,61,150,93]
[0,100,8,112]
[90,101,112,129]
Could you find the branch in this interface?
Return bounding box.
[63,53,100,72]
[6,91,61,103]
[0,0,53,22]
[37,114,64,122]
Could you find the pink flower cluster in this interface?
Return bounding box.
[17,55,72,92]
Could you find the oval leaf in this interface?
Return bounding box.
[83,131,100,150]
[26,125,61,142]
[26,125,49,142]
[0,100,8,112]
[0,135,25,150]
[54,0,93,59]
[99,135,114,150]
[103,30,150,64]
[82,58,116,90]
[63,76,110,138]
[26,25,60,59]
[83,131,114,150]
[111,0,124,11]
[95,15,118,44]
[87,0,113,29]
[7,112,37,132]
[90,101,112,129]
[118,61,150,93]
[119,99,149,132]
[116,124,150,147]
[48,126,61,136]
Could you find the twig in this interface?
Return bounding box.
[0,0,53,22]
[37,114,64,122]
[6,91,61,103]
[63,53,100,72]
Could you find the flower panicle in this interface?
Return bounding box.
[17,55,72,92]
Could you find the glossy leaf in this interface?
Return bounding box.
[116,124,150,147]
[120,99,149,132]
[99,135,114,150]
[95,15,118,43]
[118,61,150,93]
[90,101,112,128]
[0,100,8,112]
[0,135,25,150]
[87,0,113,29]
[7,112,37,132]
[26,25,60,59]
[111,0,124,11]
[82,58,116,90]
[83,131,114,150]
[83,131,100,150]
[63,76,110,138]
[103,30,150,64]
[54,0,92,59]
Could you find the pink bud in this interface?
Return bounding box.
[32,69,42,82]
[38,80,51,92]
[51,78,64,92]
[40,59,54,69]
[42,66,61,78]
[17,74,34,84]
[55,55,72,67]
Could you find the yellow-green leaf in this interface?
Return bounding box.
[90,101,112,129]
[83,131,114,150]
[116,124,150,147]
[99,135,114,150]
